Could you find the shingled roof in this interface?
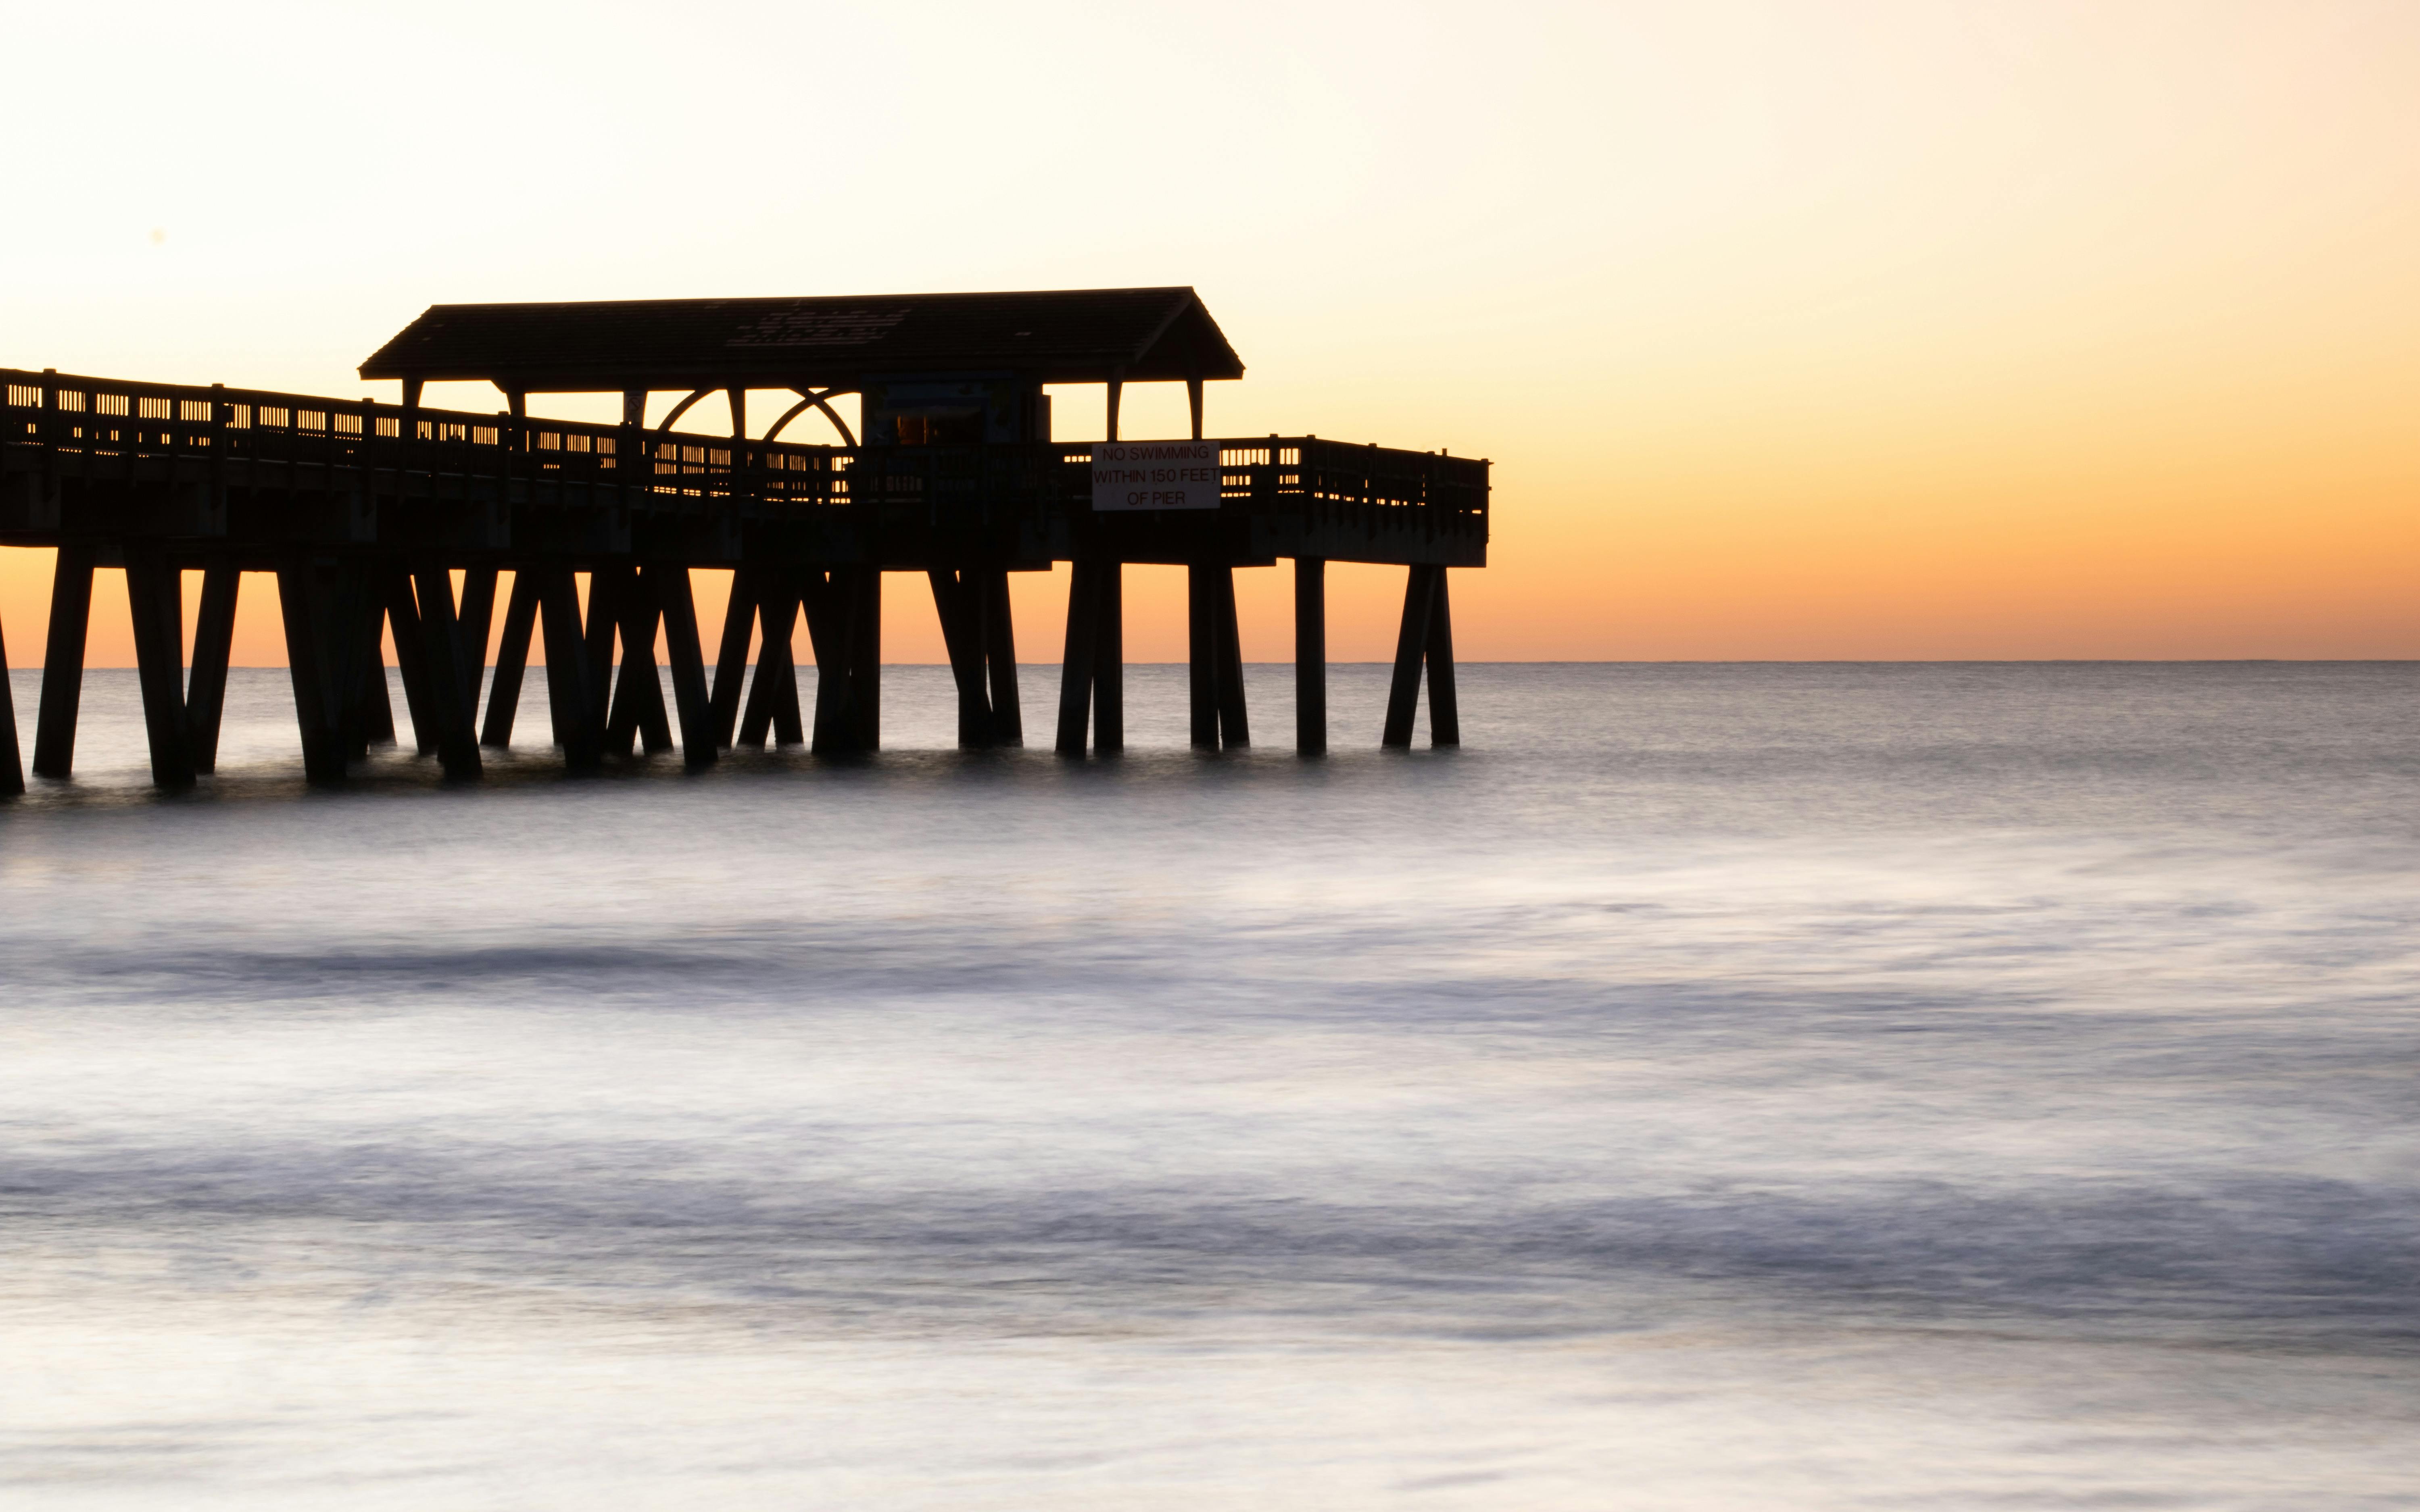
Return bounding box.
[359,287,1243,394]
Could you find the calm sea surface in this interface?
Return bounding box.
[2,662,2415,1509]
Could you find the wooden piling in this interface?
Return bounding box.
[32,543,94,778]
[736,574,797,748]
[185,561,240,773]
[652,564,717,767]
[123,548,196,791]
[0,603,22,796]
[1093,561,1122,752]
[276,553,362,785]
[707,565,757,748]
[456,565,499,714]
[849,566,881,750]
[1054,559,1101,756]
[480,571,537,748]
[354,591,395,752]
[1425,566,1459,746]
[1295,556,1326,756]
[409,564,483,777]
[983,569,1022,746]
[1213,566,1248,748]
[380,569,440,756]
[1382,563,1439,749]
[1187,565,1219,750]
[536,566,601,769]
[605,570,672,756]
[929,569,995,749]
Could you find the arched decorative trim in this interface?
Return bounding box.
[764,388,858,447]
[655,387,713,433]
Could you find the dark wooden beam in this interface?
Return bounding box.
[605,570,672,756]
[353,589,394,753]
[1425,566,1459,747]
[456,565,499,712]
[582,565,628,724]
[32,543,94,778]
[928,569,993,749]
[707,565,757,748]
[1093,561,1122,752]
[849,566,881,750]
[410,564,483,777]
[982,568,1022,747]
[536,566,601,769]
[185,560,240,773]
[1054,559,1100,756]
[380,568,439,756]
[1295,556,1326,756]
[1213,565,1248,748]
[1187,564,1218,750]
[737,573,797,748]
[480,570,537,748]
[276,553,359,785]
[0,601,22,796]
[1382,564,1439,748]
[653,563,717,767]
[123,548,196,791]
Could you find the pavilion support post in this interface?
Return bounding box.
[480,570,537,748]
[456,565,499,714]
[33,543,95,778]
[707,565,758,748]
[653,564,716,767]
[1187,565,1219,750]
[1093,561,1122,752]
[185,560,240,774]
[1382,564,1441,749]
[536,566,601,769]
[1054,559,1101,756]
[123,547,196,791]
[381,569,440,756]
[982,568,1021,746]
[1213,565,1248,748]
[1424,567,1459,746]
[410,564,482,777]
[1295,556,1327,756]
[802,568,878,755]
[0,605,22,797]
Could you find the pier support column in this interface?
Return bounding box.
[480,571,538,748]
[380,568,440,756]
[707,565,759,748]
[536,566,601,769]
[185,560,239,775]
[1054,560,1128,756]
[929,567,1019,749]
[1382,564,1459,748]
[1295,557,1326,756]
[409,563,483,777]
[456,566,499,716]
[353,590,394,753]
[33,544,95,778]
[0,603,22,797]
[605,569,672,757]
[802,567,880,754]
[124,546,196,791]
[737,572,801,748]
[1188,564,1248,750]
[277,552,369,785]
[652,564,717,767]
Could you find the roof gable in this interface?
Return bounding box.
[359,287,1243,393]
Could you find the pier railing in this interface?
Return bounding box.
[1,368,1487,547]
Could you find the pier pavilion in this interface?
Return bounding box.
[0,287,1486,793]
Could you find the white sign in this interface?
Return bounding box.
[1091,440,1222,512]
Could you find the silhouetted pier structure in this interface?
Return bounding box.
[0,288,1485,793]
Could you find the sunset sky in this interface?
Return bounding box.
[4,0,2414,666]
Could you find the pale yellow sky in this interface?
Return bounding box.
[4,0,2414,663]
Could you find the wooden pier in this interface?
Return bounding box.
[0,288,1485,793]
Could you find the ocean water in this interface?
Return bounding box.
[1,662,2415,1509]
